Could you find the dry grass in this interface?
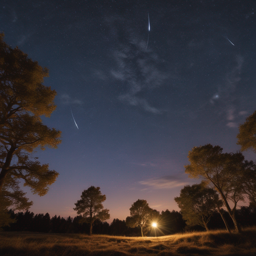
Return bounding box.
[1,227,256,255]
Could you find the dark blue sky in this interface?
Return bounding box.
[1,0,256,221]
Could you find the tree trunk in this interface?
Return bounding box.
[0,170,7,193]
[231,212,241,233]
[0,146,16,192]
[90,222,93,236]
[140,226,144,237]
[216,187,241,233]
[202,219,209,232]
[217,208,231,233]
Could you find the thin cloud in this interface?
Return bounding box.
[239,111,247,116]
[60,94,83,105]
[227,107,235,121]
[93,70,108,80]
[226,122,237,128]
[108,16,168,114]
[140,176,189,190]
[118,95,161,114]
[224,56,243,128]
[17,35,29,46]
[211,55,245,128]
[132,162,157,167]
[12,10,17,23]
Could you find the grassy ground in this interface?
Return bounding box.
[1,227,256,255]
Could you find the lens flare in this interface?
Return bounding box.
[152,222,157,228]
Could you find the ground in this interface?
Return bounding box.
[1,227,256,255]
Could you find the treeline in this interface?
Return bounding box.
[4,206,256,236]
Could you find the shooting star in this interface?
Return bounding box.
[146,13,150,49]
[224,36,235,46]
[148,13,150,32]
[71,109,79,129]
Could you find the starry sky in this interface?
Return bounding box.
[1,0,256,222]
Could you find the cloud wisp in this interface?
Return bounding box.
[210,55,245,128]
[108,16,168,114]
[60,94,83,105]
[224,55,244,128]
[139,175,189,190]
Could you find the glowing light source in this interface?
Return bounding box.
[152,222,157,228]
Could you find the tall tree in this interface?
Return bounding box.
[237,110,256,152]
[185,144,245,233]
[175,183,223,231]
[74,186,110,235]
[126,199,154,237]
[238,160,256,207]
[0,34,61,226]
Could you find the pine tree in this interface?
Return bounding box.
[0,34,61,227]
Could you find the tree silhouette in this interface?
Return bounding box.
[0,34,61,227]
[74,186,110,235]
[237,110,256,152]
[159,210,186,234]
[126,199,154,237]
[110,219,127,235]
[0,178,32,228]
[185,144,246,233]
[175,182,224,231]
[238,160,256,208]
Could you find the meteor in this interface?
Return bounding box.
[224,36,235,46]
[146,13,150,49]
[148,13,150,31]
[71,109,79,129]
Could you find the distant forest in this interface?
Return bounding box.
[4,206,256,236]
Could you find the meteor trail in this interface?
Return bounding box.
[224,36,235,46]
[71,109,79,129]
[148,13,150,31]
[146,13,150,49]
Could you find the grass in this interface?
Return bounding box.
[1,227,256,255]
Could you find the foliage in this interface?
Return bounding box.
[74,186,110,235]
[159,210,186,234]
[126,199,156,237]
[109,219,128,235]
[175,183,223,231]
[0,33,61,227]
[237,110,256,152]
[0,33,56,122]
[0,173,32,228]
[239,161,256,207]
[185,144,246,233]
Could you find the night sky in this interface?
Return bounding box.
[1,0,256,222]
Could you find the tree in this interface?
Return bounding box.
[0,174,32,228]
[0,33,56,124]
[175,183,223,231]
[238,161,256,207]
[237,110,256,152]
[110,219,127,235]
[126,199,154,237]
[159,210,186,234]
[74,186,110,235]
[0,34,61,226]
[185,144,246,233]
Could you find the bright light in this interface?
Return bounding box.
[152,222,157,228]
